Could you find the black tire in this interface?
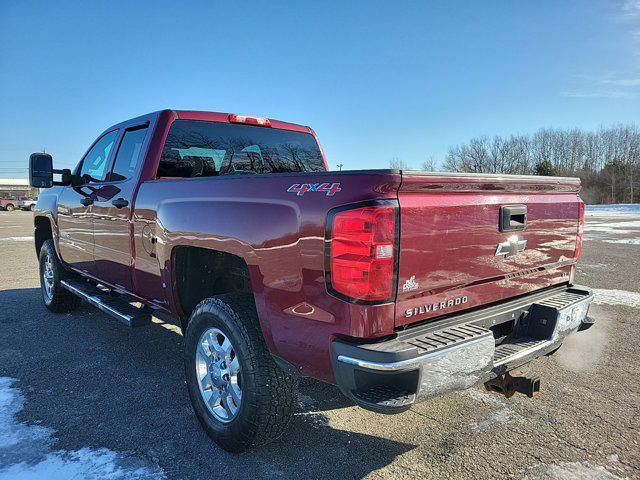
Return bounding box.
[39,239,81,313]
[30,204,36,211]
[184,294,297,452]
[5,204,14,211]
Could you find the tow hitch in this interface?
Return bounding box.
[484,372,540,398]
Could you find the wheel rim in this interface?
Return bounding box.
[195,327,242,423]
[42,253,54,301]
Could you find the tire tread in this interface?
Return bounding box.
[186,293,297,451]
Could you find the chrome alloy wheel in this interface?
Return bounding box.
[196,327,242,422]
[42,253,54,301]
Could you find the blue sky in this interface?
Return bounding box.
[1,0,639,176]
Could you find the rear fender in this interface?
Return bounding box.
[156,197,301,353]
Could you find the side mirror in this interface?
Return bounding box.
[29,153,73,187]
[29,153,54,188]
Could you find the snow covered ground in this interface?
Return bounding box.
[585,203,640,216]
[0,378,164,480]
[584,204,640,244]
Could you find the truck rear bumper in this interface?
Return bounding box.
[331,286,593,413]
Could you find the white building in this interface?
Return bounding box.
[0,178,37,198]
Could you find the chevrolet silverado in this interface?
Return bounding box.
[28,109,593,451]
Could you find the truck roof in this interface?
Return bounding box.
[102,110,314,140]
[172,110,312,134]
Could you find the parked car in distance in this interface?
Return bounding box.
[28,109,594,452]
[20,197,38,211]
[0,197,20,211]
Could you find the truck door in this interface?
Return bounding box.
[92,125,149,293]
[57,130,119,276]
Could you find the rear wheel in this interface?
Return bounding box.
[184,294,297,452]
[39,240,81,313]
[5,203,14,211]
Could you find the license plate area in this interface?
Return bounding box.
[524,290,592,340]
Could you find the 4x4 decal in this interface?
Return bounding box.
[287,182,342,197]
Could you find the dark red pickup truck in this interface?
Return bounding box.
[29,110,593,451]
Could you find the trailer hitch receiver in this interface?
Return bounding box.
[484,372,540,398]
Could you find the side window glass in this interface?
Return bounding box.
[79,130,118,182]
[109,126,148,181]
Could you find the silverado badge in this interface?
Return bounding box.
[405,296,468,318]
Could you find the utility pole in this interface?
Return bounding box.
[337,163,343,171]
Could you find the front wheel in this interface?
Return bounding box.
[39,240,81,313]
[30,204,36,211]
[184,294,297,452]
[5,204,14,211]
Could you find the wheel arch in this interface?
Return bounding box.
[171,246,258,329]
[34,215,53,257]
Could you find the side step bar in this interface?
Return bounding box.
[60,279,151,327]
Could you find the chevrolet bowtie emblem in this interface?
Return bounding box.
[495,235,527,258]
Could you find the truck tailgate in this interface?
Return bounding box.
[395,172,582,328]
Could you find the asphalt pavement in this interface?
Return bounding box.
[0,209,638,479]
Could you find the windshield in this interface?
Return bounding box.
[158,120,326,178]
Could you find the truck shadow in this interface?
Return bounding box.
[0,288,415,480]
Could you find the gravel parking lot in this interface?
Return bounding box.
[0,208,639,479]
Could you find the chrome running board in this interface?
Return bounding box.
[60,279,151,327]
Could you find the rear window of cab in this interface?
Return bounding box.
[157,120,326,178]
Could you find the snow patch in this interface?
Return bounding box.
[295,410,329,427]
[583,208,640,241]
[465,387,503,407]
[584,227,637,235]
[0,236,33,242]
[0,377,164,480]
[578,263,608,269]
[465,388,522,430]
[585,204,640,217]
[603,238,640,245]
[588,220,640,229]
[0,449,163,480]
[470,407,517,430]
[593,289,640,309]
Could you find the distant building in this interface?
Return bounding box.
[0,178,38,198]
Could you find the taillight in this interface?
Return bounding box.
[327,203,398,302]
[228,113,271,127]
[574,199,585,259]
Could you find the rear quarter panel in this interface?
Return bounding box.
[133,171,400,381]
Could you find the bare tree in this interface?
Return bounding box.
[421,156,437,171]
[389,157,412,170]
[442,123,640,204]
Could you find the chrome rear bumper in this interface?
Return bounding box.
[332,286,593,413]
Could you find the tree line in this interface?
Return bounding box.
[390,124,640,204]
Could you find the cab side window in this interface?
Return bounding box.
[109,126,148,181]
[78,130,119,182]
